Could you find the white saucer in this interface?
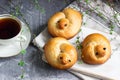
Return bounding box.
[0,21,31,57]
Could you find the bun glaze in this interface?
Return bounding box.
[44,37,78,69]
[81,33,111,64]
[48,8,82,39]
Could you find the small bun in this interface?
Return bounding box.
[81,33,111,64]
[48,8,82,39]
[44,37,78,69]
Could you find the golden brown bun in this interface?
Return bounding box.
[44,37,78,69]
[48,8,82,39]
[81,33,111,64]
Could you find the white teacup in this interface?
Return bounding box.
[0,14,27,45]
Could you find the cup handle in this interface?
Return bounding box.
[16,35,27,42]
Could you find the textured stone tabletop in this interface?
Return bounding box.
[0,0,81,80]
[0,0,120,80]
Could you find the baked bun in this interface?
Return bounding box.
[48,8,82,39]
[81,33,111,64]
[44,37,77,69]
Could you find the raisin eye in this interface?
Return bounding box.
[64,24,67,26]
[69,60,71,62]
[103,48,106,50]
[60,50,63,53]
[60,57,63,59]
[95,52,99,55]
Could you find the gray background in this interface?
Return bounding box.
[0,0,80,80]
[0,0,119,80]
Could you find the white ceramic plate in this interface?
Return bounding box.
[0,21,31,57]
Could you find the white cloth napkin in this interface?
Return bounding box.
[33,13,120,80]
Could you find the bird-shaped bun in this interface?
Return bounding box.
[44,37,78,69]
[48,8,82,39]
[81,33,111,64]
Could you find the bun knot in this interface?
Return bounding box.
[95,45,106,57]
[58,18,69,29]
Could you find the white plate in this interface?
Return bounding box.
[33,13,120,79]
[0,21,31,57]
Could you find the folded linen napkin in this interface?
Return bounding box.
[41,53,99,80]
[33,13,120,80]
